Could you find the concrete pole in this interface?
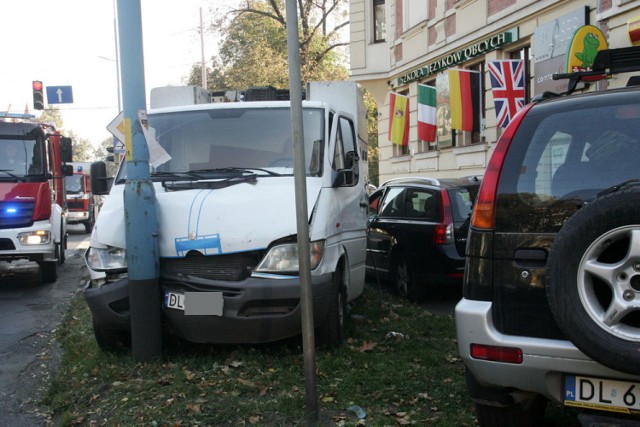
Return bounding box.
[116,0,162,362]
[200,7,207,90]
[284,0,319,423]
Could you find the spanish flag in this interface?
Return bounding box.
[448,69,481,132]
[388,92,410,146]
[629,16,640,47]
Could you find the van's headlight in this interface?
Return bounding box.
[255,240,325,273]
[85,246,128,272]
[18,230,51,245]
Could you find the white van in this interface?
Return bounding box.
[84,81,369,350]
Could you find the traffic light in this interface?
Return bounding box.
[32,81,44,110]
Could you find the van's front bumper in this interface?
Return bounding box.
[85,273,334,344]
[455,298,640,404]
[0,220,55,262]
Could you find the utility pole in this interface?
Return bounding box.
[200,7,207,90]
[285,0,319,423]
[116,0,162,362]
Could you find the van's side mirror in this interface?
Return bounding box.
[331,151,359,187]
[90,161,111,195]
[61,164,74,177]
[60,136,73,163]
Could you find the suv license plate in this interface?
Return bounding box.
[164,291,223,316]
[564,375,640,414]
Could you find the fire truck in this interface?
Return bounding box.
[65,163,100,233]
[0,113,73,283]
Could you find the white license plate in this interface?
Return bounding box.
[564,375,640,414]
[164,291,224,316]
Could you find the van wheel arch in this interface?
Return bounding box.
[316,257,349,347]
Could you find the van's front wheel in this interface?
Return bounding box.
[316,266,348,347]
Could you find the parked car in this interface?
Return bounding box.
[456,47,640,426]
[366,176,480,301]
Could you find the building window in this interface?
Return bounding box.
[510,46,532,104]
[374,0,386,43]
[403,0,428,31]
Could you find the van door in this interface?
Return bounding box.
[328,114,367,297]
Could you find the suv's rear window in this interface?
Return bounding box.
[496,93,640,233]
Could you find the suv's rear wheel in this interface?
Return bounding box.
[547,186,640,374]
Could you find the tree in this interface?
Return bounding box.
[68,131,97,162]
[363,91,380,186]
[188,0,349,90]
[37,107,64,130]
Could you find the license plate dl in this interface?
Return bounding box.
[165,291,223,316]
[564,375,640,414]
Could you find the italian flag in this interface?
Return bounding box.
[388,92,410,146]
[417,84,437,142]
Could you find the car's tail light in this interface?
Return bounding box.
[433,189,454,245]
[470,343,523,364]
[471,103,534,230]
[433,223,453,244]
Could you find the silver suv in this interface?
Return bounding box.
[456,47,640,426]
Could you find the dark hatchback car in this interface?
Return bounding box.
[366,176,480,300]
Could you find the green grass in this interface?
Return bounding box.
[45,283,578,426]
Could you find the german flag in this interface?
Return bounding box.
[448,69,481,132]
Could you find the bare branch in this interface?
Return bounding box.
[313,41,350,62]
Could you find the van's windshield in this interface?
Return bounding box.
[0,138,45,179]
[154,106,324,174]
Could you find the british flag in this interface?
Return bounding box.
[488,60,525,128]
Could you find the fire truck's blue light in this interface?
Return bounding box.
[5,207,18,214]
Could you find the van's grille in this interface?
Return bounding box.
[67,201,85,210]
[0,238,16,250]
[160,251,263,282]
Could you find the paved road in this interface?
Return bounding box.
[0,225,89,426]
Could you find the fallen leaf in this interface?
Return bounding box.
[358,341,377,352]
[238,378,255,387]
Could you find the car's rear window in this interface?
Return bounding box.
[495,92,640,233]
[448,188,474,222]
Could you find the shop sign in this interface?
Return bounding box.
[396,29,518,86]
[565,25,608,81]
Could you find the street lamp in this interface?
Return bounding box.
[98,54,122,112]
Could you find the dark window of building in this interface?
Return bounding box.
[510,46,532,104]
[374,0,386,43]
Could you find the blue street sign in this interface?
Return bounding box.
[46,86,74,104]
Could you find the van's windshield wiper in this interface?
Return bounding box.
[0,169,25,182]
[161,173,257,191]
[188,167,282,177]
[150,171,201,181]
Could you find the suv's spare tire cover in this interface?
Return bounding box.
[547,186,640,375]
